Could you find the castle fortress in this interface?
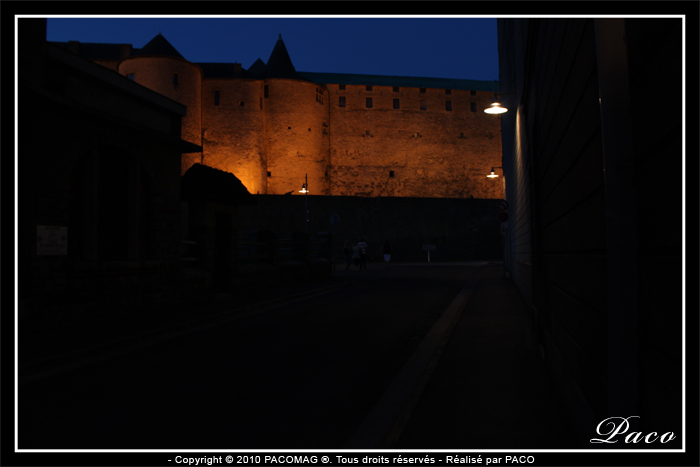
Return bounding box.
[55,33,504,199]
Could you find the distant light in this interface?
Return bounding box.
[487,168,499,178]
[484,102,508,114]
[299,184,308,194]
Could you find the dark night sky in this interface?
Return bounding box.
[45,16,500,82]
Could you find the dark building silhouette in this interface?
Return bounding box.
[17,19,218,331]
[498,18,683,445]
[181,163,256,291]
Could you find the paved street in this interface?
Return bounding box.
[19,262,485,449]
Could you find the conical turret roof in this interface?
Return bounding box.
[247,58,267,77]
[259,35,311,81]
[136,33,185,59]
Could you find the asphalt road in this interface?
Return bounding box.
[18,262,484,450]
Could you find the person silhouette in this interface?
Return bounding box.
[357,238,368,270]
[382,240,392,268]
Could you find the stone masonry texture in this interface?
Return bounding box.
[71,35,504,200]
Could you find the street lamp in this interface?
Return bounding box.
[299,173,309,233]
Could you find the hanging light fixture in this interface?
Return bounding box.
[484,92,509,114]
[484,102,508,114]
[486,167,502,178]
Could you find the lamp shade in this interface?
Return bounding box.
[484,102,508,114]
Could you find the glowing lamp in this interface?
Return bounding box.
[484,102,508,114]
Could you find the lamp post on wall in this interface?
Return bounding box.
[299,173,309,233]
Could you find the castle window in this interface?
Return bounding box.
[264,85,269,98]
[471,102,477,112]
[470,90,477,96]
[420,88,426,94]
[214,90,220,106]
[389,171,395,178]
[366,131,370,135]
[339,96,346,107]
[173,73,179,87]
[366,86,373,91]
[366,97,373,108]
[267,171,272,177]
[393,87,400,92]
[126,73,135,81]
[445,89,451,94]
[339,84,346,90]
[420,99,427,110]
[393,98,400,109]
[316,87,324,104]
[240,101,245,107]
[446,101,452,111]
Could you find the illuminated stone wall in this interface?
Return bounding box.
[200,78,268,194]
[109,56,503,200]
[263,79,331,196]
[66,37,504,200]
[196,79,503,199]
[328,85,503,198]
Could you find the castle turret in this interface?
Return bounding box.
[260,35,330,195]
[118,33,202,173]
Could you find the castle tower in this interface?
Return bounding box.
[118,33,202,173]
[198,61,268,195]
[258,35,330,195]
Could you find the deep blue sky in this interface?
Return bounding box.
[46,17,500,82]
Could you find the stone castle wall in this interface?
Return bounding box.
[201,78,268,193]
[263,79,331,196]
[101,53,503,200]
[327,84,503,198]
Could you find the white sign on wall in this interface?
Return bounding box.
[37,225,67,255]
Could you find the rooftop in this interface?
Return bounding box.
[136,33,185,59]
[50,36,499,92]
